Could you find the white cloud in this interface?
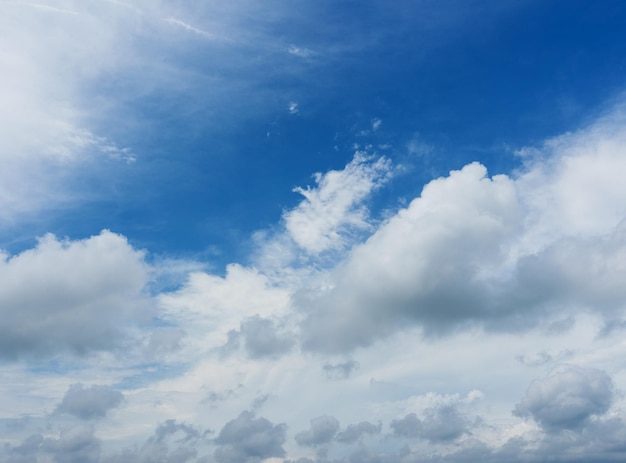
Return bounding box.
[288,45,314,58]
[284,152,393,255]
[164,17,220,40]
[158,263,291,358]
[0,230,150,358]
[300,107,626,352]
[301,161,521,352]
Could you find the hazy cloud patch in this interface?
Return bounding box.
[55,383,124,420]
[322,360,359,380]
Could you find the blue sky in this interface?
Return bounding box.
[2,1,626,462]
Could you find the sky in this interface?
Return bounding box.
[2,0,626,462]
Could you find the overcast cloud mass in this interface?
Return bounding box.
[2,1,626,462]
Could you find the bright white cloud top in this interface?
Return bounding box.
[2,1,626,463]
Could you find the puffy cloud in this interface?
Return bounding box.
[513,366,614,432]
[419,405,470,443]
[55,384,124,420]
[335,421,381,444]
[284,152,392,254]
[214,411,286,463]
[0,230,150,359]
[295,415,340,447]
[43,426,101,463]
[301,162,520,352]
[390,405,469,443]
[300,111,626,352]
[390,413,421,438]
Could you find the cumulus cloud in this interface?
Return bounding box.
[299,110,626,352]
[284,152,393,254]
[0,230,150,359]
[43,426,101,463]
[390,405,469,443]
[295,415,340,447]
[56,383,124,420]
[390,413,421,438]
[335,421,381,444]
[513,366,614,432]
[419,405,470,442]
[214,411,286,463]
[301,162,520,352]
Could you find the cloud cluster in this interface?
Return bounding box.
[299,110,626,352]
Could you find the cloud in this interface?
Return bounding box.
[2,420,208,463]
[164,17,218,40]
[214,411,286,463]
[239,315,295,359]
[419,405,470,443]
[102,420,205,463]
[299,108,626,352]
[295,415,340,447]
[0,230,150,359]
[390,413,421,438]
[389,405,469,443]
[513,366,614,432]
[0,1,142,223]
[158,263,290,359]
[284,152,393,255]
[322,360,360,380]
[3,433,45,463]
[43,426,101,463]
[55,384,124,420]
[335,421,381,444]
[288,45,314,58]
[301,161,520,352]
